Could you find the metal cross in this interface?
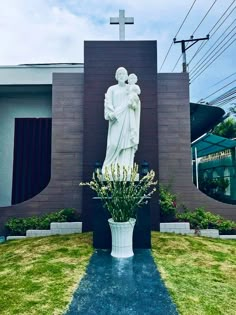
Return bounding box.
[110,9,134,40]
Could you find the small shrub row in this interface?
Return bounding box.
[177,207,236,235]
[159,185,236,235]
[159,184,177,222]
[5,208,80,236]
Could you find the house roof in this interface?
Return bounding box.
[191,133,236,158]
[190,102,226,142]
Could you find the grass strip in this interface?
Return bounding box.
[152,232,236,315]
[0,233,93,315]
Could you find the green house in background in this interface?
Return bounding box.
[192,133,236,204]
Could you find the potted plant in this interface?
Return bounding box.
[80,164,157,258]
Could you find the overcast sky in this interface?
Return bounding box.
[0,0,235,103]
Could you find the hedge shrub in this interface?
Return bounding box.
[5,208,80,236]
[177,207,236,235]
[159,184,177,222]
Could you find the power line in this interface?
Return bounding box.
[198,79,236,101]
[190,22,236,75]
[191,0,218,36]
[175,0,197,38]
[172,53,182,72]
[172,0,216,72]
[212,95,236,107]
[209,87,236,105]
[215,89,236,104]
[190,36,236,82]
[159,0,197,71]
[190,34,236,81]
[215,95,236,107]
[210,4,236,38]
[190,38,236,83]
[210,71,236,88]
[188,1,236,65]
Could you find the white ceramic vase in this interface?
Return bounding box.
[108,218,136,258]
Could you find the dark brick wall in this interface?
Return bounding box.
[0,73,84,234]
[157,73,236,221]
[1,45,234,236]
[83,41,159,230]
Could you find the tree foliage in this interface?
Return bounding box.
[212,117,236,139]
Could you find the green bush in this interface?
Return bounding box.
[177,207,236,234]
[159,185,177,222]
[5,208,80,236]
[199,177,229,202]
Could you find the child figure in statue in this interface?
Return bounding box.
[127,74,141,143]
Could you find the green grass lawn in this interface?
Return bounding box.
[0,233,93,315]
[152,232,236,315]
[0,232,235,315]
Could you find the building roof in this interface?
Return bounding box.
[191,133,236,158]
[0,63,84,85]
[190,102,226,142]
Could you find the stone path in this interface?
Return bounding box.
[65,250,178,315]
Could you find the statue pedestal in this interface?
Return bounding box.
[92,197,151,249]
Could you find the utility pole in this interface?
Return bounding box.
[174,35,210,72]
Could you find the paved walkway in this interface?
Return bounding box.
[65,250,178,315]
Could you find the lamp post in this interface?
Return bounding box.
[141,161,149,176]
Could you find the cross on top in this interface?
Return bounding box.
[110,9,134,40]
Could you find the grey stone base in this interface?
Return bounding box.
[160,223,220,238]
[219,235,236,239]
[6,236,27,240]
[6,222,82,240]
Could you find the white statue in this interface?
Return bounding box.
[102,67,141,174]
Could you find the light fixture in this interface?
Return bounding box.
[141,160,149,176]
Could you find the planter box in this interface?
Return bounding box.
[6,236,26,240]
[219,235,236,239]
[160,222,191,234]
[26,230,52,237]
[199,229,219,238]
[161,223,222,238]
[21,222,83,239]
[50,222,82,235]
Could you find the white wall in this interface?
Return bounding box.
[0,64,83,85]
[0,92,51,206]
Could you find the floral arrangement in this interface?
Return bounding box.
[80,164,157,222]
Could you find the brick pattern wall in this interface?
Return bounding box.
[157,73,236,221]
[0,73,84,234]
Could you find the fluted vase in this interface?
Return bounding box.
[108,218,136,258]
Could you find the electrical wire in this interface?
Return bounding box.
[198,79,236,102]
[159,0,197,71]
[172,0,218,72]
[190,36,236,82]
[172,53,182,72]
[213,89,236,104]
[212,95,236,107]
[191,0,218,36]
[215,95,236,107]
[190,22,236,75]
[209,87,236,105]
[188,1,236,65]
[210,71,236,88]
